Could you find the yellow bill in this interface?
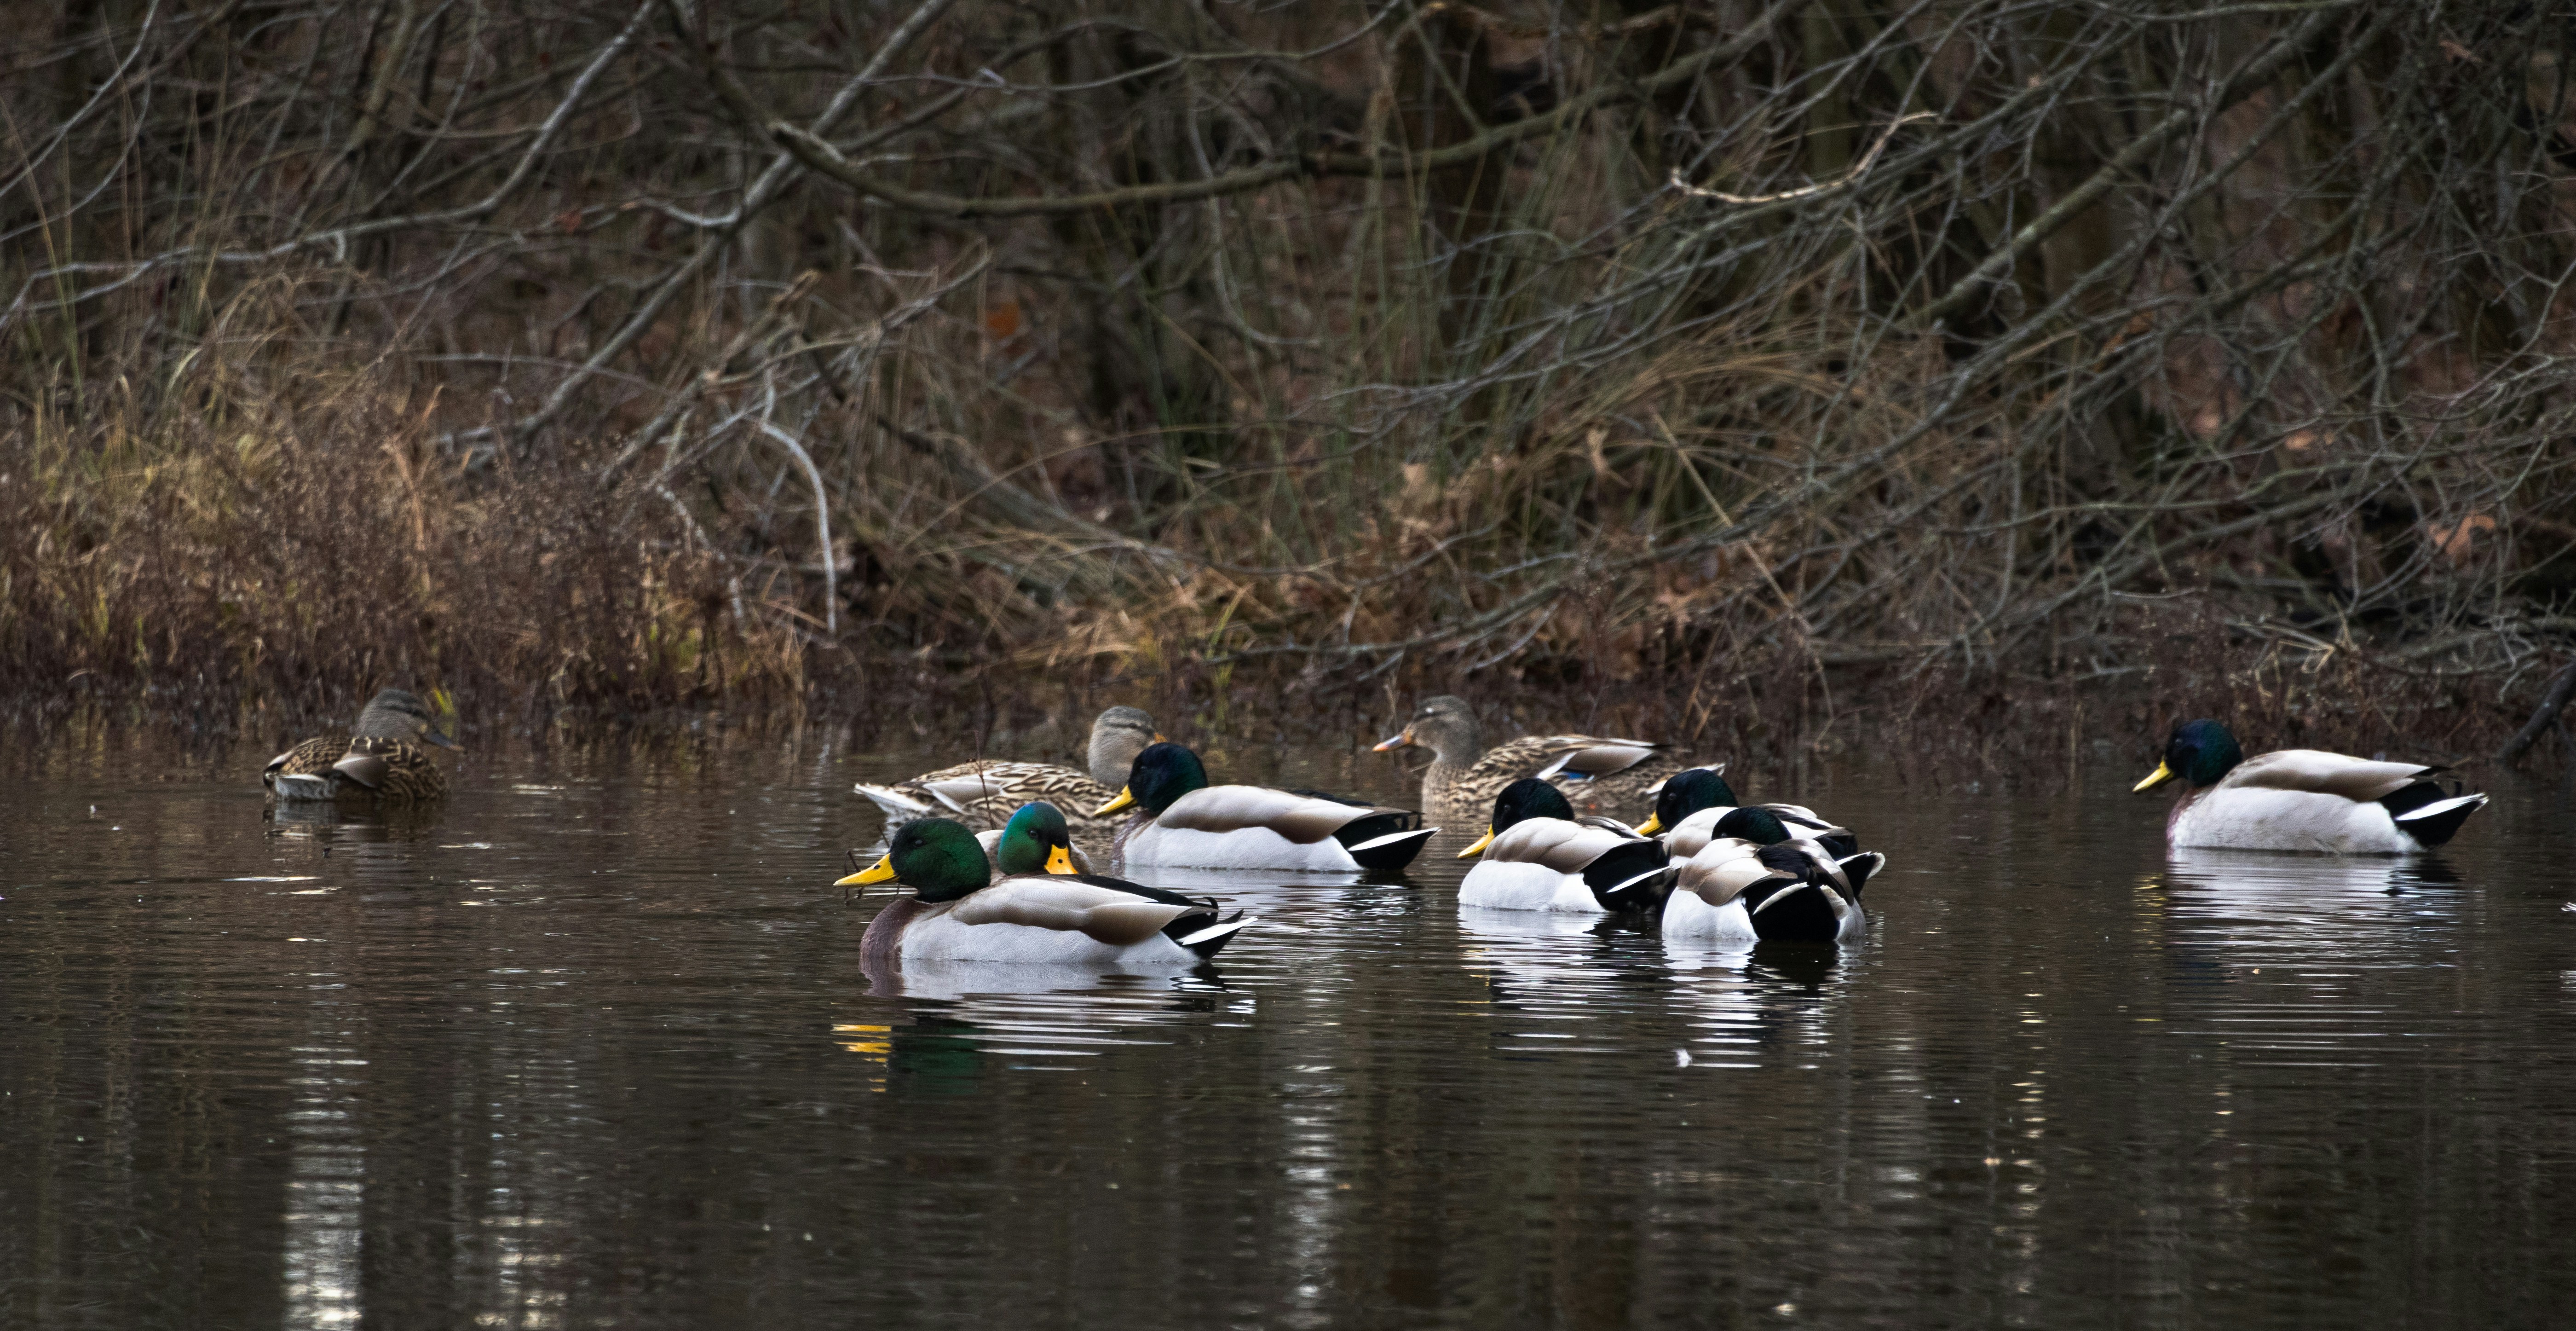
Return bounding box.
[1456,826,1497,858]
[1635,812,1665,836]
[1092,787,1136,817]
[2132,760,2175,793]
[1372,728,1414,752]
[1044,843,1077,874]
[836,854,898,887]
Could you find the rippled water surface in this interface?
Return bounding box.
[6,729,2576,1328]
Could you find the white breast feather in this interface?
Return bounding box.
[1661,890,1755,943]
[1119,823,1360,871]
[2172,788,2414,854]
[892,909,1201,965]
[1457,859,1600,912]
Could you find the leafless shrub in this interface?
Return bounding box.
[3,0,2571,754]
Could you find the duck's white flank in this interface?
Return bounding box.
[2170,788,2420,854]
[1457,859,1604,912]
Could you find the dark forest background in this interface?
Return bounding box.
[5,0,2574,763]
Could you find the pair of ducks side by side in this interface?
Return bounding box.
[858,707,1441,874]
[837,801,1252,967]
[1456,771,1884,945]
[262,688,460,804]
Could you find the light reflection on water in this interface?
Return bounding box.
[3,732,2574,1328]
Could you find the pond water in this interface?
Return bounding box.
[5,726,2576,1328]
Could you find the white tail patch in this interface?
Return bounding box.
[1177,916,1255,948]
[271,774,333,800]
[2394,793,2487,823]
[853,782,935,816]
[1603,865,1670,898]
[1347,827,1438,853]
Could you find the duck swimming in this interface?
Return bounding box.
[1635,766,1856,858]
[856,706,1161,832]
[837,817,1252,966]
[1454,778,1673,913]
[1662,808,1885,945]
[263,688,459,804]
[2134,719,2488,854]
[1374,695,1683,821]
[1094,742,1437,871]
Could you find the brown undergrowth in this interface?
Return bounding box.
[5,2,2576,770]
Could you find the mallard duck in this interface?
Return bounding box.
[1636,766,1856,858]
[1093,742,1438,871]
[837,817,1253,966]
[1663,808,1886,945]
[1373,695,1684,820]
[855,706,1160,832]
[975,800,1095,875]
[2135,719,2489,853]
[1454,778,1673,912]
[263,688,458,804]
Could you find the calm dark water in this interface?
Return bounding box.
[6,725,2576,1329]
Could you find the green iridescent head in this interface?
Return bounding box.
[994,801,1080,876]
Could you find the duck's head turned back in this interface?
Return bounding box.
[1713,805,1790,845]
[1375,695,1480,761]
[1637,765,1738,835]
[2136,719,2243,792]
[1456,777,1574,857]
[1093,741,1210,817]
[840,817,992,901]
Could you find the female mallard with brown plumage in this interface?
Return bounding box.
[263,688,459,804]
[2135,719,2488,854]
[855,706,1160,832]
[1374,695,1684,821]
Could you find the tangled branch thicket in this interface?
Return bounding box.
[5,0,2575,757]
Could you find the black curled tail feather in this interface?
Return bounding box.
[1333,813,1438,871]
[1582,839,1675,912]
[1166,909,1253,959]
[2385,789,2486,848]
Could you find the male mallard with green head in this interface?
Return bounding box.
[1375,695,1683,821]
[1094,742,1437,872]
[1453,778,1672,913]
[837,816,1252,966]
[856,706,1161,832]
[263,688,458,804]
[1636,766,1857,858]
[2135,719,2488,854]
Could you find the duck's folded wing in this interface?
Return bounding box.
[948,879,1196,946]
[1489,818,1639,871]
[1157,785,1368,844]
[910,762,1066,810]
[329,749,389,790]
[1533,739,1667,781]
[2225,750,2438,801]
[1676,846,1788,906]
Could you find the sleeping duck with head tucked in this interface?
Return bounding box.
[2135,719,2487,854]
[837,812,1252,966]
[1093,742,1437,872]
[1663,807,1886,945]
